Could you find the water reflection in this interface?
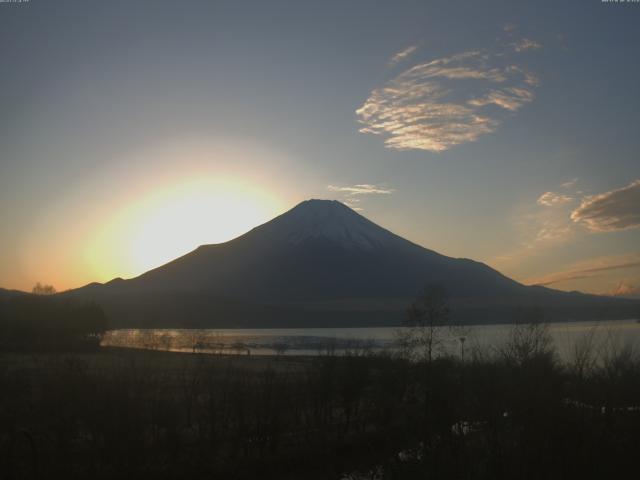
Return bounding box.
[102,319,640,360]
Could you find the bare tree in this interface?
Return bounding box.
[159,332,173,351]
[32,283,56,295]
[271,342,289,356]
[499,308,554,366]
[397,284,451,362]
[188,330,208,353]
[569,325,599,379]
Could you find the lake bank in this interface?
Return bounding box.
[102,318,640,360]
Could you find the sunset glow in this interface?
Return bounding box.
[1,0,639,298]
[85,178,283,284]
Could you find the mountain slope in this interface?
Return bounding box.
[0,287,28,300]
[65,200,640,327]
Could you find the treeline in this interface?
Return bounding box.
[1,328,640,479]
[0,294,109,352]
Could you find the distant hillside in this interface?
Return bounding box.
[64,200,640,328]
[0,288,27,300]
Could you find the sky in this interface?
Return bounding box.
[0,0,639,297]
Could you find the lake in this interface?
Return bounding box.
[102,319,640,361]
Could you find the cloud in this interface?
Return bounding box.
[537,191,574,207]
[561,178,578,189]
[327,183,394,212]
[492,180,637,276]
[511,38,542,52]
[388,45,417,67]
[525,254,640,287]
[570,179,640,232]
[609,280,640,299]
[327,184,394,195]
[530,272,593,287]
[467,87,535,111]
[356,44,539,152]
[490,196,577,266]
[489,212,576,270]
[342,197,363,211]
[534,224,574,242]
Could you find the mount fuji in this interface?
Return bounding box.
[66,199,639,327]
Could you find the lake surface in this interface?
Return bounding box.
[102,319,640,361]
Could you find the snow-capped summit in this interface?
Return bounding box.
[248,199,398,250]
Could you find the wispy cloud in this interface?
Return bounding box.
[491,179,638,276]
[388,45,417,67]
[609,279,640,299]
[533,224,574,242]
[525,254,640,286]
[510,186,580,247]
[327,184,394,195]
[511,38,542,52]
[356,42,539,152]
[467,87,535,111]
[537,191,574,207]
[327,183,394,211]
[489,212,576,269]
[571,179,640,232]
[342,198,363,211]
[488,185,580,269]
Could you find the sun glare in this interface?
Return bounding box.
[87,178,281,280]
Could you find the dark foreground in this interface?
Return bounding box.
[2,338,640,480]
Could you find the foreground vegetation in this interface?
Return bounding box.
[0,293,108,352]
[1,323,640,480]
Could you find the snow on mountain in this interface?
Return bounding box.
[247,199,399,250]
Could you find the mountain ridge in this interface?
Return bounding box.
[63,199,640,327]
